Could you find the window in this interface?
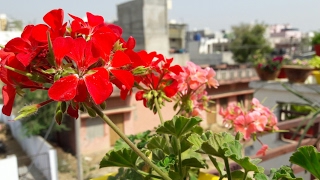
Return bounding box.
[220,97,228,109]
[237,95,245,105]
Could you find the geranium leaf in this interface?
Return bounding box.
[187,133,204,151]
[200,132,235,158]
[156,116,202,138]
[147,136,171,155]
[289,145,320,179]
[253,173,268,180]
[222,141,243,159]
[228,156,264,173]
[182,157,206,168]
[100,148,139,168]
[270,166,302,180]
[208,156,226,177]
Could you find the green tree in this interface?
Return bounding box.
[14,89,68,137]
[229,23,271,64]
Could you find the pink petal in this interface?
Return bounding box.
[84,68,113,104]
[256,144,268,156]
[48,75,78,101]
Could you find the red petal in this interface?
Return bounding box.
[135,91,144,101]
[4,37,31,53]
[69,13,85,25]
[91,32,117,60]
[164,80,178,97]
[125,50,145,68]
[48,75,78,101]
[43,9,64,30]
[31,24,49,42]
[106,24,123,36]
[84,41,99,68]
[74,79,88,102]
[21,25,34,40]
[169,65,183,75]
[84,68,113,104]
[126,36,135,49]
[2,85,16,116]
[53,37,74,67]
[16,53,32,67]
[67,38,86,68]
[86,12,104,27]
[111,69,134,90]
[67,104,79,119]
[112,51,131,68]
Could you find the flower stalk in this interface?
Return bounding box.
[92,105,171,180]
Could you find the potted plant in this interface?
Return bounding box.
[251,51,283,81]
[282,58,314,83]
[309,56,320,84]
[311,32,320,56]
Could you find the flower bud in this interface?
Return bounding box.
[55,110,63,125]
[126,36,136,50]
[100,101,107,110]
[15,104,40,120]
[132,66,149,76]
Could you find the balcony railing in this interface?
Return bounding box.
[215,68,258,82]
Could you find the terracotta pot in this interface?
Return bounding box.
[255,67,280,81]
[282,65,313,83]
[314,44,320,56]
[277,68,287,79]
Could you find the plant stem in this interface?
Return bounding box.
[92,105,171,180]
[223,158,232,180]
[134,168,163,179]
[154,96,172,148]
[242,170,248,180]
[176,138,183,178]
[154,96,165,124]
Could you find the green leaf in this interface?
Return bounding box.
[147,136,171,154]
[223,140,243,159]
[182,157,206,168]
[200,131,235,158]
[229,156,264,173]
[230,170,245,180]
[208,156,226,177]
[253,172,268,180]
[270,166,303,180]
[156,116,202,138]
[187,133,204,151]
[289,145,320,179]
[15,104,39,120]
[100,148,139,168]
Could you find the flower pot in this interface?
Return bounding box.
[282,65,314,83]
[255,67,280,81]
[314,44,320,56]
[312,70,320,84]
[91,172,221,180]
[277,68,287,79]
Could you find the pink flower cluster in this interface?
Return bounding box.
[219,98,279,156]
[172,62,219,116]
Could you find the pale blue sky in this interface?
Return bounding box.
[0,0,319,32]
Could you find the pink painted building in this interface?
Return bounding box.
[57,65,258,154]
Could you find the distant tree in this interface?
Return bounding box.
[14,89,68,137]
[229,23,271,64]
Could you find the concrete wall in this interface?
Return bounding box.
[0,155,19,180]
[0,31,21,45]
[0,111,58,180]
[117,0,169,56]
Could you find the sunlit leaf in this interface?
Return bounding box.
[100,148,138,168]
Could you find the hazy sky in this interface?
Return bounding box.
[0,0,319,33]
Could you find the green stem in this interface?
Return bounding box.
[134,168,163,179]
[176,138,183,178]
[154,96,172,149]
[223,158,232,180]
[154,95,165,124]
[92,105,171,180]
[242,170,248,180]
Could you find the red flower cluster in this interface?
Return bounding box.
[0,9,181,120]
